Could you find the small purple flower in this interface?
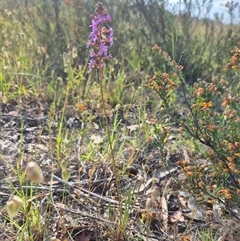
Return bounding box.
[102,12,112,22]
[90,19,98,32]
[108,27,114,46]
[89,49,95,57]
[86,2,114,70]
[98,43,108,56]
[88,58,96,69]
[96,14,104,24]
[89,14,95,20]
[87,32,97,48]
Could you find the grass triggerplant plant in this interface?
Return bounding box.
[86,2,125,239]
[86,2,114,166]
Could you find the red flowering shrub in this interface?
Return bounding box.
[149,46,240,216]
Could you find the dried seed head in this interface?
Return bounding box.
[6,200,18,218]
[6,196,24,218]
[150,185,160,201]
[145,197,152,210]
[12,195,24,208]
[26,161,44,183]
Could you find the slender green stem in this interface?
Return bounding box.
[98,68,123,239]
[98,68,121,198]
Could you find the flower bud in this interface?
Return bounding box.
[60,159,68,169]
[62,168,70,182]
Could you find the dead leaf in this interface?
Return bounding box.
[90,134,103,144]
[169,210,185,223]
[35,144,49,152]
[161,194,168,231]
[217,233,229,241]
[50,237,61,241]
[7,110,19,116]
[93,122,99,129]
[127,124,142,132]
[212,203,222,221]
[183,235,190,241]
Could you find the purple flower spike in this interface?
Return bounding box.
[87,2,114,70]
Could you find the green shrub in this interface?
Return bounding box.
[149,45,240,216]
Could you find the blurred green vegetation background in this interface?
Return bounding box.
[1,0,240,95]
